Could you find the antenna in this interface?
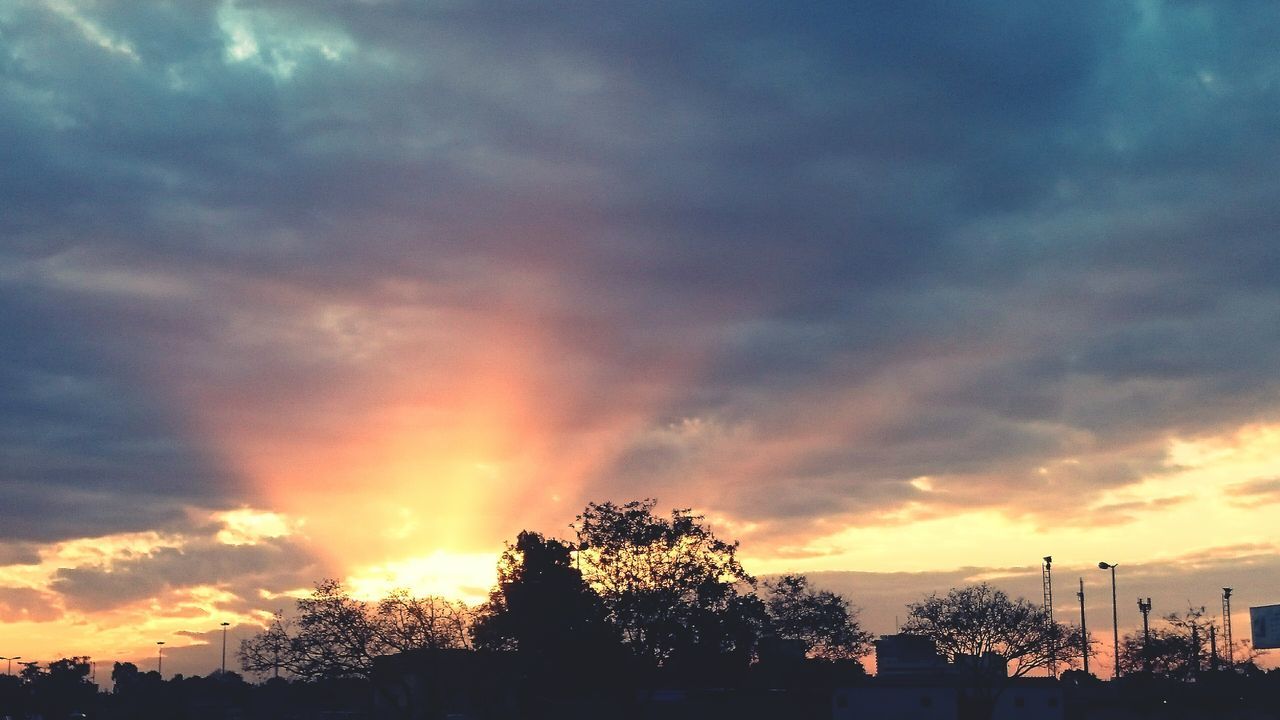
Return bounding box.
[1078,577,1089,676]
[1043,556,1057,677]
[1222,588,1234,667]
[1210,625,1219,671]
[1137,598,1153,673]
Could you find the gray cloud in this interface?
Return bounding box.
[2,0,1279,547]
[0,586,60,622]
[49,535,324,612]
[1227,477,1280,505]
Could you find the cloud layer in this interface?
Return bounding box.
[2,0,1279,672]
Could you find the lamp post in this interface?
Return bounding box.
[1098,562,1120,678]
[0,656,19,674]
[157,641,165,677]
[221,622,230,675]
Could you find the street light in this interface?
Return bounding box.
[220,622,231,675]
[157,641,165,677]
[0,656,20,674]
[1098,562,1120,678]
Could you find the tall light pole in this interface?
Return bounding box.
[0,656,20,674]
[1042,556,1057,677]
[221,622,231,675]
[1098,562,1120,678]
[157,641,165,677]
[1222,588,1234,667]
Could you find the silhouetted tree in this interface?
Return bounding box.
[901,583,1084,678]
[240,580,378,680]
[239,579,470,680]
[573,499,760,665]
[111,660,141,689]
[23,657,96,720]
[376,590,470,652]
[0,672,22,720]
[1118,625,1201,678]
[1118,605,1258,678]
[239,611,294,679]
[471,530,618,660]
[763,574,872,660]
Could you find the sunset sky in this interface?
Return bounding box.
[2,1,1279,678]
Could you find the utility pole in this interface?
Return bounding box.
[1190,624,1200,675]
[1137,598,1153,673]
[1209,625,1219,671]
[1078,577,1090,675]
[157,641,165,677]
[221,622,230,675]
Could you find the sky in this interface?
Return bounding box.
[2,0,1279,679]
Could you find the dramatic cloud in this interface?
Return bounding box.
[2,0,1279,671]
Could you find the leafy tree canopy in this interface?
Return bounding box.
[1119,605,1258,678]
[573,499,758,665]
[763,574,872,660]
[470,530,619,663]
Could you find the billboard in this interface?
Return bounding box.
[1251,604,1280,650]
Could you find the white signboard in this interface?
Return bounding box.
[1251,604,1280,650]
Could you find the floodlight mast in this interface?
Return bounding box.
[1222,588,1234,667]
[1042,556,1056,677]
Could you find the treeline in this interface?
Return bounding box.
[240,499,874,682]
[0,660,370,720]
[238,499,1096,682]
[4,499,1273,720]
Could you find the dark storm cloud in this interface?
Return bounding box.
[0,275,239,541]
[2,0,1279,544]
